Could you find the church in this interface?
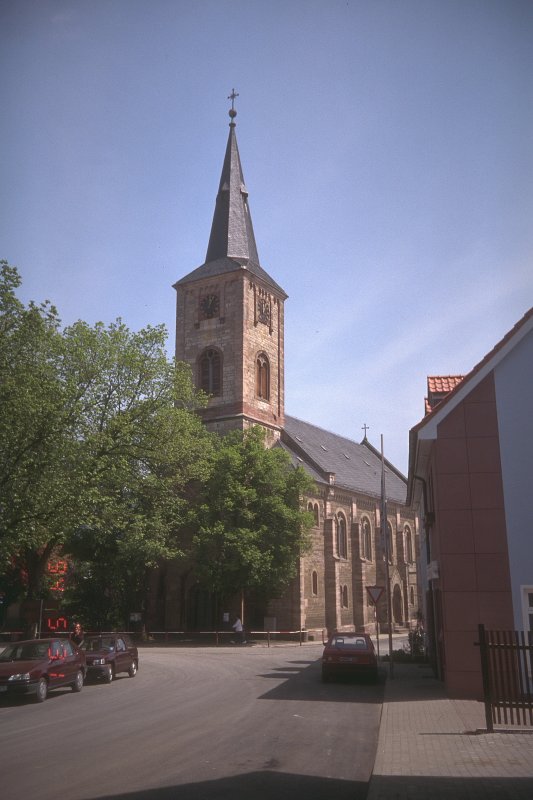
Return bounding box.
[148,99,419,638]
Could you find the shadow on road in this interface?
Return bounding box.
[368,775,533,799]
[256,657,385,704]
[93,770,368,800]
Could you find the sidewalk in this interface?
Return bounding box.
[367,662,533,800]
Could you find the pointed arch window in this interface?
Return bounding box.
[341,585,349,608]
[256,352,270,400]
[336,513,347,559]
[361,516,372,561]
[307,502,319,527]
[199,348,222,396]
[404,525,413,563]
[386,521,393,563]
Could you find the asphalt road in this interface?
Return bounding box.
[0,643,384,800]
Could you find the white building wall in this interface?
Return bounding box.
[494,328,533,631]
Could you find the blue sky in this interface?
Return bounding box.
[2,0,532,474]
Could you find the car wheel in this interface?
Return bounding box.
[71,670,83,692]
[35,677,48,703]
[104,665,114,683]
[127,660,137,678]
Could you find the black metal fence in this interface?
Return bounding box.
[477,624,533,731]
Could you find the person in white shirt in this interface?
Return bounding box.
[232,616,245,644]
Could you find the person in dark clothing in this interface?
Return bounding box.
[70,622,84,647]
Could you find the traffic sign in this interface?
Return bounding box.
[366,585,384,605]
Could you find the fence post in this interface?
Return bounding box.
[478,623,494,733]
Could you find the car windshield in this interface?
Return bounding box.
[82,637,115,652]
[331,635,369,649]
[0,642,50,661]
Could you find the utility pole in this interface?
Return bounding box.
[381,435,394,679]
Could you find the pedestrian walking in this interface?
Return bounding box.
[232,616,245,644]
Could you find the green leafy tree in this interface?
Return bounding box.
[192,426,314,610]
[0,262,213,626]
[0,261,72,597]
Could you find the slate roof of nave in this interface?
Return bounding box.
[280,415,408,505]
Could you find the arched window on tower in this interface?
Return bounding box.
[361,516,372,561]
[199,348,222,396]
[256,352,270,400]
[337,513,347,559]
[312,571,318,596]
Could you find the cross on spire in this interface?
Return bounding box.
[228,88,239,121]
[362,423,370,438]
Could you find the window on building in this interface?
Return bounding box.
[256,352,270,400]
[386,521,393,563]
[337,514,347,559]
[361,517,372,561]
[522,587,533,638]
[199,348,221,396]
[405,525,413,563]
[312,571,318,596]
[341,585,349,608]
[307,502,319,527]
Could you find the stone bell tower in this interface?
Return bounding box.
[173,93,287,439]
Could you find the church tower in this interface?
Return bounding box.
[173,95,287,438]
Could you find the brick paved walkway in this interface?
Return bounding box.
[367,662,533,800]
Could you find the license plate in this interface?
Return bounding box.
[340,657,356,663]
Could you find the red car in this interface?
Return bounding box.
[81,634,138,683]
[321,631,378,682]
[0,638,86,702]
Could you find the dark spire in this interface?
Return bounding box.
[205,92,260,265]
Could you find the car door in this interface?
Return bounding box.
[115,637,128,674]
[61,640,79,684]
[48,640,67,688]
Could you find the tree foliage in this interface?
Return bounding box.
[192,426,314,605]
[0,261,213,620]
[1,262,316,631]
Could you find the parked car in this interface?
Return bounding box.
[0,638,86,702]
[81,634,138,683]
[321,631,378,682]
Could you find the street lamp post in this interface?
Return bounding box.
[381,435,394,679]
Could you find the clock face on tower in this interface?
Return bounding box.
[200,293,219,319]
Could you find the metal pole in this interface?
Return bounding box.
[478,623,494,732]
[375,603,380,659]
[382,435,394,679]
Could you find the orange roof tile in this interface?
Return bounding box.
[427,375,464,394]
